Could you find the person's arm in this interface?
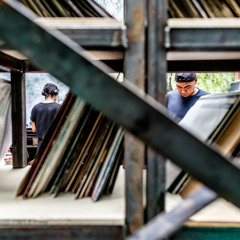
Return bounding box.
[31,121,36,133]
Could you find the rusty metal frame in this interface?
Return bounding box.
[0,0,240,210]
[1,0,240,239]
[124,0,146,234]
[145,0,168,222]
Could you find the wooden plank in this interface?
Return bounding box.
[35,17,124,28]
[185,222,240,228]
[0,166,125,225]
[167,51,240,61]
[168,18,240,29]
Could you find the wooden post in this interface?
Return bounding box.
[11,67,27,168]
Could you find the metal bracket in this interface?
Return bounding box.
[164,26,170,48]
[121,25,128,48]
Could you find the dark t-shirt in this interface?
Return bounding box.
[166,89,209,122]
[30,102,61,139]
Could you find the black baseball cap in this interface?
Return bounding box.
[175,73,197,82]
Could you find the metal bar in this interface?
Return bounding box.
[168,19,240,51]
[127,187,217,240]
[35,18,127,49]
[169,28,240,51]
[146,0,168,222]
[1,1,240,208]
[124,0,146,234]
[11,69,27,168]
[146,150,165,221]
[59,28,125,48]
[0,225,124,240]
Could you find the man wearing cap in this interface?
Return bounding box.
[166,73,209,122]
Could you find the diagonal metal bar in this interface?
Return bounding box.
[1,0,240,208]
[127,186,217,240]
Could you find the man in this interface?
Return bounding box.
[31,83,61,150]
[166,73,209,122]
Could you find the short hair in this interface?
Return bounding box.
[42,83,59,97]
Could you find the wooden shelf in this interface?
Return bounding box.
[0,166,125,226]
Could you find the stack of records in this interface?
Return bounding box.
[167,92,240,195]
[168,0,240,18]
[17,0,113,17]
[17,93,124,202]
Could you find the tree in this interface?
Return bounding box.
[196,72,235,93]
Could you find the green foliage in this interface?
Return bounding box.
[196,73,235,93]
[167,72,235,94]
